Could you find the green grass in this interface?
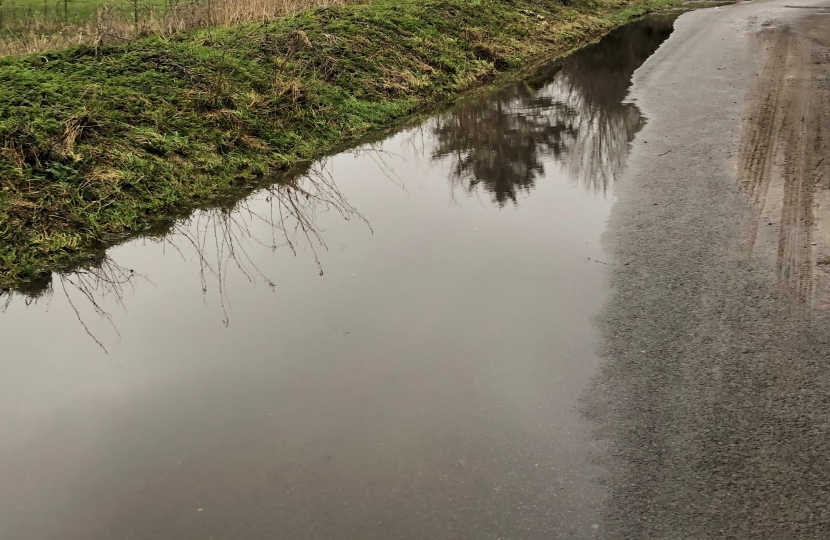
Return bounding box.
[0,0,676,292]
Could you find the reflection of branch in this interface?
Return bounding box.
[357,144,406,190]
[556,76,644,194]
[61,279,110,353]
[61,258,143,312]
[1,293,12,313]
[59,259,148,351]
[20,258,145,353]
[157,158,369,325]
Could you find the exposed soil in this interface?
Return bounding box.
[739,9,830,308]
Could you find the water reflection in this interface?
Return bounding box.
[0,16,678,326]
[0,15,679,539]
[0,158,366,346]
[168,157,366,302]
[431,15,676,205]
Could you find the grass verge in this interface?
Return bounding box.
[0,0,676,292]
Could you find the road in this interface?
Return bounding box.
[593,0,830,536]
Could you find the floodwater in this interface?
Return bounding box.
[0,17,675,540]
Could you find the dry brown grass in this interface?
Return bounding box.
[0,0,357,56]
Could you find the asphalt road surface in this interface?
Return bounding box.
[592,0,830,536]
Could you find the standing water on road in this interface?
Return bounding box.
[0,16,675,540]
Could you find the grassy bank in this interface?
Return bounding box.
[0,0,674,292]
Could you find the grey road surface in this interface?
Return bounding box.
[592,1,830,537]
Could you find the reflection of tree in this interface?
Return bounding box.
[432,87,579,205]
[431,15,677,204]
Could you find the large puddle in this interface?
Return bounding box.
[0,16,676,540]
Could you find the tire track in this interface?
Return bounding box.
[738,27,791,208]
[739,16,830,308]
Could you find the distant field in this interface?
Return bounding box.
[0,0,347,54]
[0,0,170,24]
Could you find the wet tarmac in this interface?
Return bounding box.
[592,1,830,536]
